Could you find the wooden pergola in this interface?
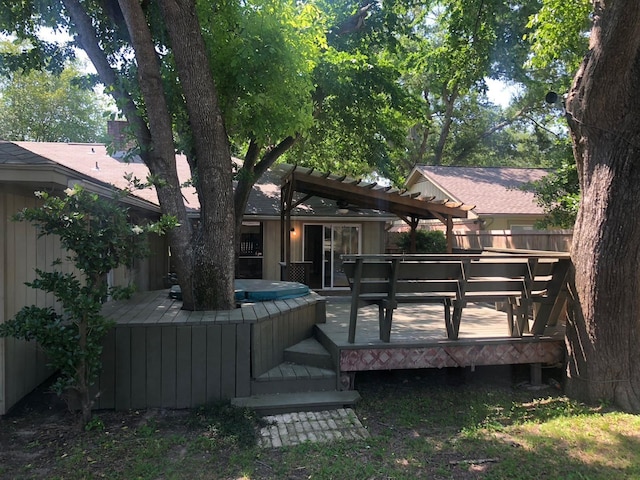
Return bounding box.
[280,166,474,270]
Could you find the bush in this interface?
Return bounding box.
[396,229,447,253]
[0,186,175,428]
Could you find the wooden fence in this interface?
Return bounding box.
[453,230,572,252]
[387,230,572,253]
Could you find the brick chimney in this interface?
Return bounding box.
[107,120,131,153]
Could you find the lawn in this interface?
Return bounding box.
[1,366,639,479]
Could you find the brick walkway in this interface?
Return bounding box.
[259,408,369,448]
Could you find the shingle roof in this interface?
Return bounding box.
[414,165,548,215]
[2,141,198,211]
[0,141,391,219]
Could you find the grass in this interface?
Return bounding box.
[3,367,640,479]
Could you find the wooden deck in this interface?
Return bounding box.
[94,290,565,410]
[318,297,565,387]
[96,289,326,410]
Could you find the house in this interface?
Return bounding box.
[0,140,171,414]
[1,139,478,413]
[396,165,575,252]
[0,140,407,413]
[406,165,549,231]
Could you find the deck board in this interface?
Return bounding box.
[322,298,563,346]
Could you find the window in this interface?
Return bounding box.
[237,222,263,278]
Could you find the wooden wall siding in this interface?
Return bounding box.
[362,222,385,254]
[1,188,166,414]
[95,290,326,410]
[1,190,59,414]
[263,220,281,280]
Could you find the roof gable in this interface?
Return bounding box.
[413,166,548,215]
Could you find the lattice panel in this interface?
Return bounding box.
[339,342,564,371]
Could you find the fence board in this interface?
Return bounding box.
[114,327,131,410]
[97,328,116,409]
[206,325,222,401]
[130,326,146,409]
[161,326,177,408]
[145,326,162,408]
[176,326,192,408]
[235,324,251,398]
[191,325,207,406]
[220,326,236,399]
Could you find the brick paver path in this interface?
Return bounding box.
[259,408,369,448]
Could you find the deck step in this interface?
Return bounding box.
[231,390,361,416]
[284,338,334,370]
[252,362,336,395]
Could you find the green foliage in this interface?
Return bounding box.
[397,0,554,169]
[523,157,580,228]
[396,229,447,253]
[285,0,421,184]
[526,0,591,81]
[0,54,110,142]
[197,0,323,146]
[0,186,168,425]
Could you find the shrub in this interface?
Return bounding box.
[0,186,175,427]
[396,229,447,253]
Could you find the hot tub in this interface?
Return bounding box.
[234,279,310,302]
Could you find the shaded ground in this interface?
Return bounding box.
[0,365,562,479]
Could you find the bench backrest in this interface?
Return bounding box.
[342,259,463,297]
[342,255,566,301]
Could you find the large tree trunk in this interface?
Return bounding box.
[116,0,198,309]
[565,0,640,412]
[159,0,236,310]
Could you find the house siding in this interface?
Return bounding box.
[263,220,282,280]
[1,189,57,414]
[0,187,164,414]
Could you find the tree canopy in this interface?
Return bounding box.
[0,0,595,308]
[0,60,109,142]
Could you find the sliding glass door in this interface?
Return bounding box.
[304,224,360,289]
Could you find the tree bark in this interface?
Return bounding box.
[158,0,235,310]
[116,0,198,309]
[433,86,458,165]
[565,0,640,412]
[65,0,198,308]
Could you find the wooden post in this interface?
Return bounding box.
[446,215,454,253]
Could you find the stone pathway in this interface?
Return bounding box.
[259,408,369,448]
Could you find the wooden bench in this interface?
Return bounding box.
[342,253,570,343]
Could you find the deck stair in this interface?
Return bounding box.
[231,390,361,416]
[283,337,335,369]
[235,336,359,414]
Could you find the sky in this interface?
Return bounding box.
[486,78,519,108]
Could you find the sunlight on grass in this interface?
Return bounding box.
[515,413,640,469]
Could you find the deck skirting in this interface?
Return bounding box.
[338,339,564,371]
[95,290,326,410]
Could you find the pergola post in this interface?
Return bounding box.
[446,215,454,253]
[409,217,419,253]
